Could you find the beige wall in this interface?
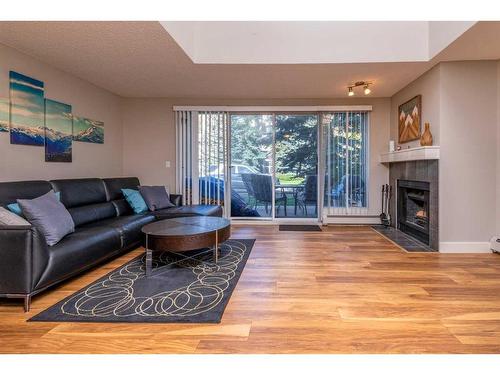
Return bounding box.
[390,65,441,147]
[439,61,498,243]
[0,43,123,182]
[121,98,176,191]
[497,61,500,234]
[391,60,500,249]
[121,97,391,217]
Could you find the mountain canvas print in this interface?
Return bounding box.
[9,71,45,146]
[45,99,73,162]
[0,98,9,132]
[398,95,421,143]
[73,116,104,144]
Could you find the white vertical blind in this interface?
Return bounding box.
[322,111,369,216]
[175,110,194,205]
[175,110,229,216]
[198,111,228,209]
[176,107,369,220]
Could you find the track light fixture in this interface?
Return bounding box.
[347,81,372,96]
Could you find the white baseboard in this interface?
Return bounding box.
[439,242,492,253]
[323,216,381,225]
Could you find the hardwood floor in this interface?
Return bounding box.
[1,225,500,353]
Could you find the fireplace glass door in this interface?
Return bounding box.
[397,180,430,245]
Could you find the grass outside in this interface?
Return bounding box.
[276,173,304,185]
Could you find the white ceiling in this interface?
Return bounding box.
[162,21,475,64]
[0,21,497,99]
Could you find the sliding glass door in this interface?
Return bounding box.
[230,113,319,220]
[175,108,369,222]
[230,114,273,218]
[275,114,318,218]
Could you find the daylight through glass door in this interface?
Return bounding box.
[230,113,318,220]
[230,114,273,218]
[275,114,318,218]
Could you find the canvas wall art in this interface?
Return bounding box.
[0,98,9,132]
[398,95,422,143]
[9,71,45,146]
[73,116,104,144]
[45,99,73,162]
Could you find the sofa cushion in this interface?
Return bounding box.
[50,178,107,208]
[82,213,155,248]
[103,177,141,201]
[0,180,52,208]
[139,186,175,211]
[68,202,117,227]
[103,177,142,217]
[112,199,133,216]
[153,205,223,219]
[17,191,75,246]
[35,226,121,289]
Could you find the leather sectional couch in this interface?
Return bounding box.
[0,177,222,311]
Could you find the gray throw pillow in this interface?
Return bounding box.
[138,186,175,211]
[0,207,31,226]
[17,190,75,246]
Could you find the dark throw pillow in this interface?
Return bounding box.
[17,190,75,246]
[138,186,175,211]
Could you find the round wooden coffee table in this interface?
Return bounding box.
[141,216,231,277]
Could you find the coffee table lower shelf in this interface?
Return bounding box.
[144,232,223,278]
[141,216,231,279]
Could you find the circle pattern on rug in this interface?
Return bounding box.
[59,240,249,318]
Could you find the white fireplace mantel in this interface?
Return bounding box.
[380,146,440,164]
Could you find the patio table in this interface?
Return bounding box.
[276,184,305,216]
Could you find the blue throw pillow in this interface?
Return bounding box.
[7,202,23,216]
[121,189,148,214]
[8,192,61,217]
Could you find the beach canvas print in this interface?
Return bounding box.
[45,99,73,162]
[9,71,45,146]
[73,116,104,144]
[398,95,422,143]
[0,98,9,132]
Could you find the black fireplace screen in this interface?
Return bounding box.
[397,180,430,245]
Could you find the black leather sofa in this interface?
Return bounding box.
[0,177,222,311]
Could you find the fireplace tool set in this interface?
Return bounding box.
[380,184,392,226]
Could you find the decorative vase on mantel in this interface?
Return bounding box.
[420,122,433,146]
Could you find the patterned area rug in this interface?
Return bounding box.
[30,239,255,323]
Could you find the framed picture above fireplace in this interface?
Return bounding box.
[398,95,421,143]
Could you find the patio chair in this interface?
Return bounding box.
[240,173,256,206]
[300,175,318,216]
[250,174,287,215]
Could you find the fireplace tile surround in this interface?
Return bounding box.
[389,160,439,250]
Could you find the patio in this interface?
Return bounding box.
[232,177,318,219]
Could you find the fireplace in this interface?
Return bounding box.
[397,180,430,245]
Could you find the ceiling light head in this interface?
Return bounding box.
[348,81,372,96]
